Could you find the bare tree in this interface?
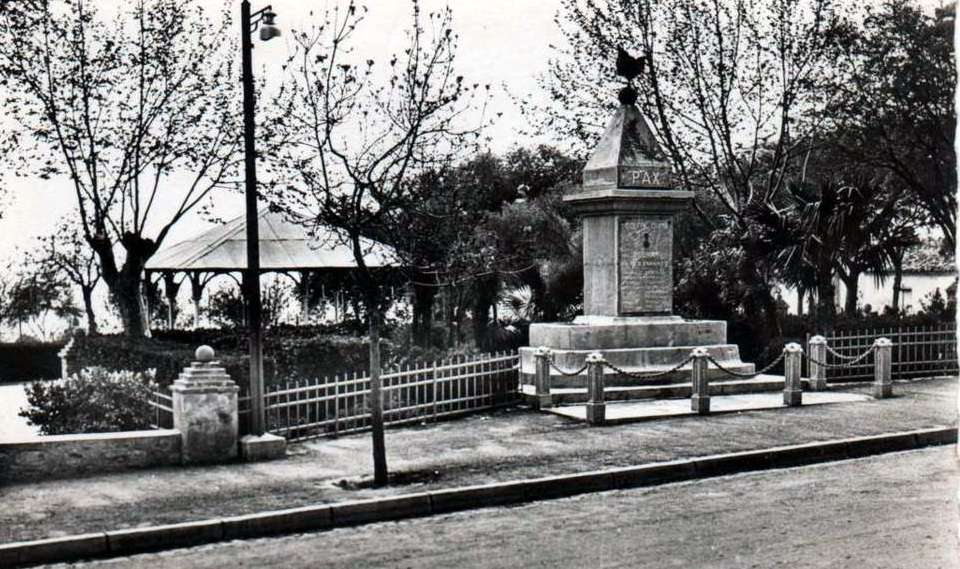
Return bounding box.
[33,214,102,335]
[0,0,242,336]
[266,0,489,485]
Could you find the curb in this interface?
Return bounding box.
[1,426,955,568]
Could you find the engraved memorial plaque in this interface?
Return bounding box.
[618,217,672,314]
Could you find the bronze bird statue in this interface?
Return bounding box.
[616,46,645,81]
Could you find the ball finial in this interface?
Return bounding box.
[195,345,215,362]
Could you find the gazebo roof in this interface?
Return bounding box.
[146,209,395,273]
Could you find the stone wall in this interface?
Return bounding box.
[0,430,182,483]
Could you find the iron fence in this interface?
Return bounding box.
[814,323,957,382]
[263,351,520,442]
[146,389,173,429]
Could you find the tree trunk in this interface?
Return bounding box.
[367,305,388,485]
[892,255,904,313]
[815,277,836,334]
[471,276,497,351]
[412,278,436,348]
[842,271,860,316]
[90,232,156,337]
[112,271,150,337]
[81,286,98,336]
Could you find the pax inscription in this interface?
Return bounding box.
[619,217,672,314]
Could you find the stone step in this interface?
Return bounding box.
[521,375,810,405]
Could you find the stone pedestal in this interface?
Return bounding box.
[171,346,239,465]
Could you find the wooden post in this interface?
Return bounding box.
[874,337,893,399]
[533,347,552,409]
[784,343,803,407]
[808,335,827,391]
[585,352,606,425]
[691,347,710,415]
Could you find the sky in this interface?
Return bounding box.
[0,0,949,335]
[0,0,566,271]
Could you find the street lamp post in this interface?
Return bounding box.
[240,0,280,436]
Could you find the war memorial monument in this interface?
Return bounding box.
[520,51,755,402]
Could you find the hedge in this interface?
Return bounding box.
[0,342,64,383]
[70,333,394,389]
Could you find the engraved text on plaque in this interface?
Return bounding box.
[618,217,672,314]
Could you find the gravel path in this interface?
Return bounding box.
[0,382,39,441]
[1,377,956,544]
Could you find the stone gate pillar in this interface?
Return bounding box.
[172,346,239,464]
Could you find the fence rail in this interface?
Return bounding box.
[146,389,173,430]
[264,351,520,442]
[816,324,957,382]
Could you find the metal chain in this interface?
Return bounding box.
[805,344,876,369]
[601,355,694,381]
[825,343,860,361]
[545,355,589,376]
[705,351,785,379]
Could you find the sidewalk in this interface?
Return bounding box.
[1,377,956,545]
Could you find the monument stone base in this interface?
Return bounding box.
[520,316,754,390]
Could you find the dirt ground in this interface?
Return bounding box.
[32,447,960,569]
[1,377,957,544]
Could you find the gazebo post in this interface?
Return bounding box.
[189,273,206,329]
[162,271,182,330]
[299,270,310,323]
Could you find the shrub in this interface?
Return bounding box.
[20,367,159,435]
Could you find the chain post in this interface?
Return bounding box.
[808,335,827,391]
[533,347,553,409]
[783,343,803,407]
[691,348,710,415]
[874,338,893,399]
[585,352,606,425]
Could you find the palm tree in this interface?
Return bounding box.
[757,174,920,332]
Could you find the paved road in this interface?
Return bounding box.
[41,447,960,569]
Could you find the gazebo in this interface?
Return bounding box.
[145,209,396,328]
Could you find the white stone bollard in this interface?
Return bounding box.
[585,352,606,425]
[784,343,803,407]
[171,346,239,465]
[691,347,710,415]
[534,346,553,409]
[874,337,893,399]
[808,335,828,391]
